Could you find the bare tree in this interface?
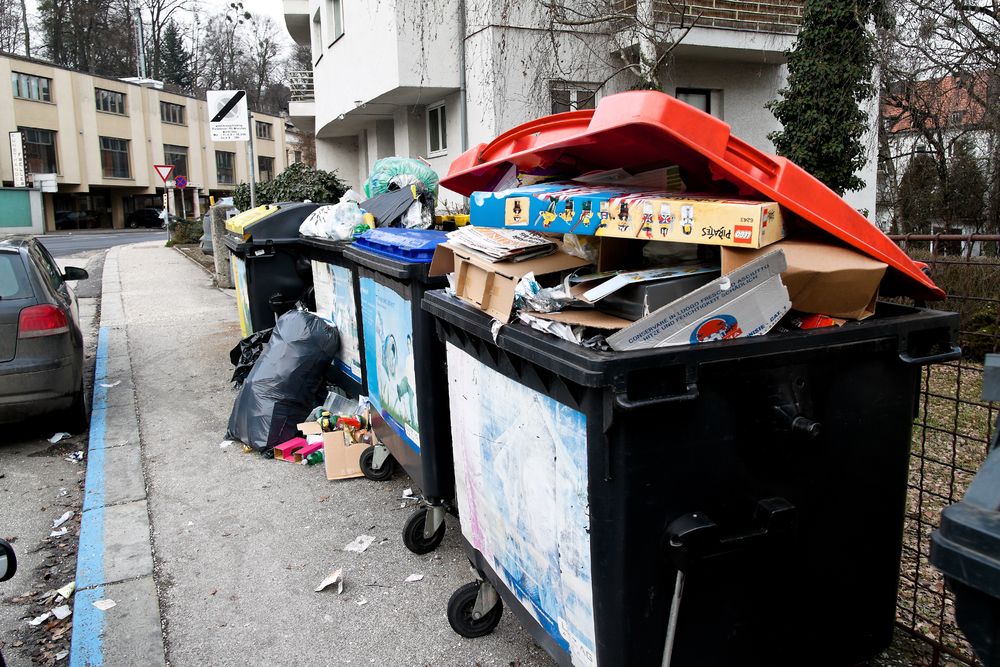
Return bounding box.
[243,14,283,109]
[19,0,29,55]
[142,0,188,80]
[0,0,25,53]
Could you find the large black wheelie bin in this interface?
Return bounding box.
[299,236,367,398]
[931,353,1000,666]
[223,202,320,337]
[343,229,455,554]
[423,290,960,667]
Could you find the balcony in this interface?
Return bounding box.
[283,0,311,46]
[290,70,314,102]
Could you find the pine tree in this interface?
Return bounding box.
[897,153,941,234]
[944,139,987,231]
[160,20,192,91]
[767,0,884,195]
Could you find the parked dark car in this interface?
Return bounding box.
[127,207,164,228]
[54,210,99,231]
[0,537,17,667]
[0,236,88,431]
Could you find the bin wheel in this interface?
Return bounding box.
[447,582,503,638]
[402,507,445,554]
[359,445,394,481]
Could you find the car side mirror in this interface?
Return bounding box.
[0,538,16,582]
[63,266,89,281]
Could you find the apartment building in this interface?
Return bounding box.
[282,0,878,217]
[0,53,291,232]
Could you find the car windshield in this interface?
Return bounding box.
[0,252,33,300]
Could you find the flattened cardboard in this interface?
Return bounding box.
[528,309,631,330]
[721,239,887,320]
[607,250,791,350]
[429,242,589,322]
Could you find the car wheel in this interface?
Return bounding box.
[62,379,90,435]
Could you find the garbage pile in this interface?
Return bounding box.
[298,157,440,241]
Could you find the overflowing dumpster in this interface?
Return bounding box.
[344,229,455,554]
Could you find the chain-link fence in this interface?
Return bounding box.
[887,234,999,666]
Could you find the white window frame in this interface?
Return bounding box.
[326,0,344,44]
[674,87,724,119]
[256,121,274,140]
[549,81,600,114]
[426,102,448,157]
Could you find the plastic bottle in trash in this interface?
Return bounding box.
[306,451,324,465]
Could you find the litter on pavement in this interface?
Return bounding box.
[51,512,73,529]
[56,582,75,600]
[343,535,375,553]
[51,605,71,620]
[404,574,424,583]
[28,612,52,626]
[315,569,344,594]
[48,432,70,444]
[92,599,116,611]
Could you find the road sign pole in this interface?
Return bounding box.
[180,190,187,219]
[247,107,257,209]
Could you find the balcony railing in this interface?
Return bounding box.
[289,70,315,103]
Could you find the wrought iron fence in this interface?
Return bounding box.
[886,234,999,666]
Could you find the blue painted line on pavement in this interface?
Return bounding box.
[70,326,110,667]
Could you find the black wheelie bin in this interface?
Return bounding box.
[931,353,1000,667]
[223,202,320,337]
[299,236,367,398]
[343,228,455,554]
[424,290,959,666]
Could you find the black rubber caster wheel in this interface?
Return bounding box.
[447,582,503,638]
[359,445,394,481]
[402,507,446,554]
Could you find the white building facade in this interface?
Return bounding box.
[283,0,877,216]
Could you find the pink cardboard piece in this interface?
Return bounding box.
[293,442,325,463]
[274,437,307,461]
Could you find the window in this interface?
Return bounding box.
[99,137,131,178]
[11,72,52,102]
[258,156,275,181]
[326,0,344,42]
[160,101,185,125]
[164,144,188,179]
[294,150,303,164]
[0,252,32,300]
[549,81,598,114]
[216,151,236,184]
[311,9,323,64]
[675,88,712,114]
[950,110,965,125]
[427,102,448,156]
[19,127,58,174]
[256,121,273,140]
[95,88,126,115]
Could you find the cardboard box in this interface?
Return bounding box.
[721,239,887,320]
[606,250,791,350]
[429,242,590,322]
[470,183,785,249]
[298,421,368,480]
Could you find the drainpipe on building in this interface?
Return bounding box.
[458,0,468,154]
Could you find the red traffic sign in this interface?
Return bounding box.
[153,164,175,184]
[175,175,188,189]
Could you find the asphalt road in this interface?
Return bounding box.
[39,230,167,257]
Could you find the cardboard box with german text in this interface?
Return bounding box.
[429,242,589,322]
[298,421,368,481]
[721,239,887,320]
[606,250,791,350]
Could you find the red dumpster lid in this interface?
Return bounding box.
[442,91,944,300]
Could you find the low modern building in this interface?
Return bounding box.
[282,0,878,217]
[0,53,292,232]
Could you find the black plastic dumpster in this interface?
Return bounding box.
[299,236,367,398]
[423,290,959,667]
[223,202,320,337]
[343,229,454,554]
[931,353,1000,667]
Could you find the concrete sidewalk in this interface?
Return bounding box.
[77,242,552,666]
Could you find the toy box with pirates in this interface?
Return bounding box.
[469,182,785,249]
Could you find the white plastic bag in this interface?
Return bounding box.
[299,202,364,241]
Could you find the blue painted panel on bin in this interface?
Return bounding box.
[446,345,596,665]
[353,228,447,263]
[360,276,420,452]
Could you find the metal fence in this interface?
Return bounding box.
[888,234,999,666]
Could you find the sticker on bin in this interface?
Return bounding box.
[606,250,791,350]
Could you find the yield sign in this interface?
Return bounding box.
[154,164,175,184]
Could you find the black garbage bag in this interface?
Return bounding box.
[229,328,273,387]
[226,309,339,453]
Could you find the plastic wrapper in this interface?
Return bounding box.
[364,157,439,199]
[518,312,583,344]
[513,272,576,314]
[226,309,340,453]
[561,234,600,262]
[299,202,365,241]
